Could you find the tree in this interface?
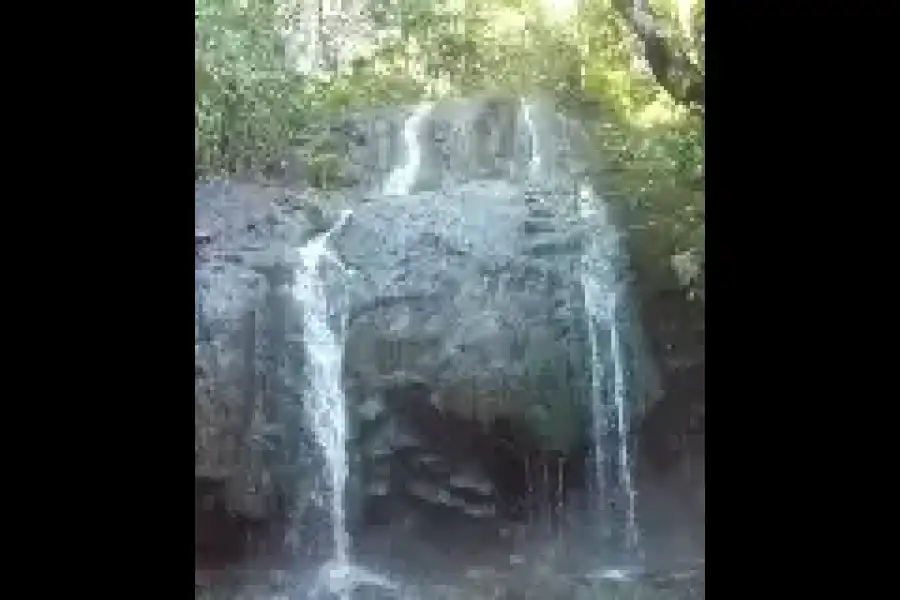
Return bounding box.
[611,0,704,115]
[194,0,705,297]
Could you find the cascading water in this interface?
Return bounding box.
[578,183,640,560]
[293,210,398,598]
[291,102,433,599]
[293,209,354,578]
[522,98,641,567]
[382,103,433,196]
[521,99,541,180]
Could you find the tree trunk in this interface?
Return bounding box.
[612,0,704,116]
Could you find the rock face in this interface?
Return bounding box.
[193,98,684,569]
[195,180,326,561]
[629,282,705,566]
[326,177,607,538]
[352,383,500,539]
[194,173,599,554]
[417,95,533,190]
[335,181,591,450]
[548,102,704,564]
[278,108,409,192]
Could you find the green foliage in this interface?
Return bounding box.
[563,0,705,299]
[595,114,704,299]
[195,0,302,176]
[194,0,704,295]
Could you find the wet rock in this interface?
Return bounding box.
[414,453,448,473]
[347,586,400,600]
[195,180,331,537]
[337,183,593,453]
[353,385,530,547]
[421,95,530,188]
[342,108,409,189]
[407,480,464,508]
[357,395,387,422]
[194,98,683,581]
[365,480,390,497]
[363,418,422,459]
[447,466,494,495]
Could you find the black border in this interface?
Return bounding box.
[23,11,192,595]
[705,3,873,593]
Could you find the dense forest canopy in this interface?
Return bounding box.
[195,0,704,299]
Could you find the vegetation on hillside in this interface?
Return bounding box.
[194,0,704,299]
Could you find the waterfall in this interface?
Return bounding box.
[382,103,433,196]
[520,99,542,180]
[290,104,437,597]
[578,183,641,561]
[293,209,354,570]
[521,98,641,565]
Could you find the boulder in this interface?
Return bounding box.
[195,179,324,532]
[334,180,592,454]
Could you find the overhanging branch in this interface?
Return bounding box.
[612,0,704,115]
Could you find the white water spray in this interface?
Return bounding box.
[293,209,398,598]
[610,292,639,552]
[520,99,541,180]
[382,102,433,196]
[582,258,607,517]
[521,98,638,553]
[578,184,640,557]
[292,209,354,580]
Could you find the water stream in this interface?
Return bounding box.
[294,209,391,599]
[382,103,433,197]
[291,101,435,599]
[288,98,643,597]
[520,99,542,180]
[522,98,641,566]
[293,209,353,565]
[578,181,641,565]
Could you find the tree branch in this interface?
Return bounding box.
[612,0,704,115]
